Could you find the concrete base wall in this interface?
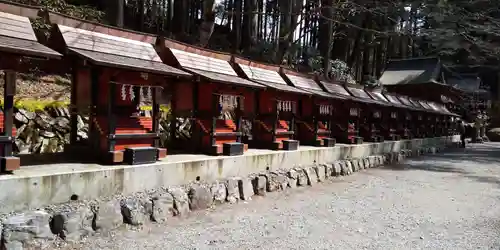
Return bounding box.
[0,136,458,213]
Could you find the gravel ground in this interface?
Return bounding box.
[62,143,500,250]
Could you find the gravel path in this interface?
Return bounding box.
[64,143,500,250]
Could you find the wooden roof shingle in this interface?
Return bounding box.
[379,57,442,86]
[0,11,60,58]
[56,25,188,77]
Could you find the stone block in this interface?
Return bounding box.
[363,157,373,168]
[314,165,326,182]
[188,183,214,211]
[120,198,149,226]
[168,187,190,216]
[93,201,123,231]
[274,171,290,190]
[323,163,333,178]
[151,193,175,223]
[303,166,317,186]
[346,160,354,174]
[52,207,94,242]
[210,181,227,205]
[225,178,240,204]
[2,211,54,248]
[296,167,308,186]
[332,162,342,176]
[238,177,254,200]
[350,159,359,172]
[252,175,267,195]
[287,169,299,188]
[340,161,349,176]
[264,172,282,192]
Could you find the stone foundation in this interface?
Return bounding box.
[0,138,460,249]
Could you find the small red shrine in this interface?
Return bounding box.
[155,39,265,155]
[427,101,457,136]
[0,11,61,171]
[343,84,389,142]
[397,95,428,139]
[280,69,339,147]
[48,25,191,164]
[365,88,407,141]
[230,57,309,150]
[316,80,364,144]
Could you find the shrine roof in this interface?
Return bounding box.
[383,93,404,105]
[282,70,344,99]
[345,85,390,106]
[162,48,263,88]
[0,11,60,58]
[379,57,442,86]
[446,72,488,95]
[55,25,189,77]
[319,81,351,97]
[366,89,409,109]
[231,59,305,93]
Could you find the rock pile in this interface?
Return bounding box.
[13,107,88,154]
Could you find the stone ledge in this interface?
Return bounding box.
[0,136,459,215]
[0,139,461,249]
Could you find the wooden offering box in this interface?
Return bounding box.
[344,85,386,143]
[0,11,61,172]
[48,25,191,164]
[156,40,264,155]
[280,69,339,147]
[231,57,310,150]
[317,81,363,144]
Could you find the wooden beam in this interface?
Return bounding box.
[3,71,15,157]
[152,86,160,148]
[107,80,117,152]
[69,64,78,144]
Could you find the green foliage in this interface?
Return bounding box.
[0,99,69,112]
[309,57,356,84]
[12,0,104,21]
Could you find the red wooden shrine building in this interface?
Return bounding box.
[155,39,265,156]
[343,84,394,142]
[0,11,61,172]
[47,25,192,165]
[364,88,408,140]
[230,57,309,150]
[316,80,364,144]
[279,68,339,147]
[379,57,464,120]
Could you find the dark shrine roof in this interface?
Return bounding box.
[57,25,189,77]
[319,81,351,97]
[283,73,345,99]
[379,57,443,86]
[446,72,489,96]
[0,12,60,58]
[235,63,305,93]
[167,48,263,88]
[345,85,389,106]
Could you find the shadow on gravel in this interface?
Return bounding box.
[383,143,500,187]
[383,161,469,174]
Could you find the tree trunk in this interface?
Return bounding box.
[242,0,258,50]
[172,0,187,34]
[198,0,217,47]
[318,0,334,77]
[232,0,243,53]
